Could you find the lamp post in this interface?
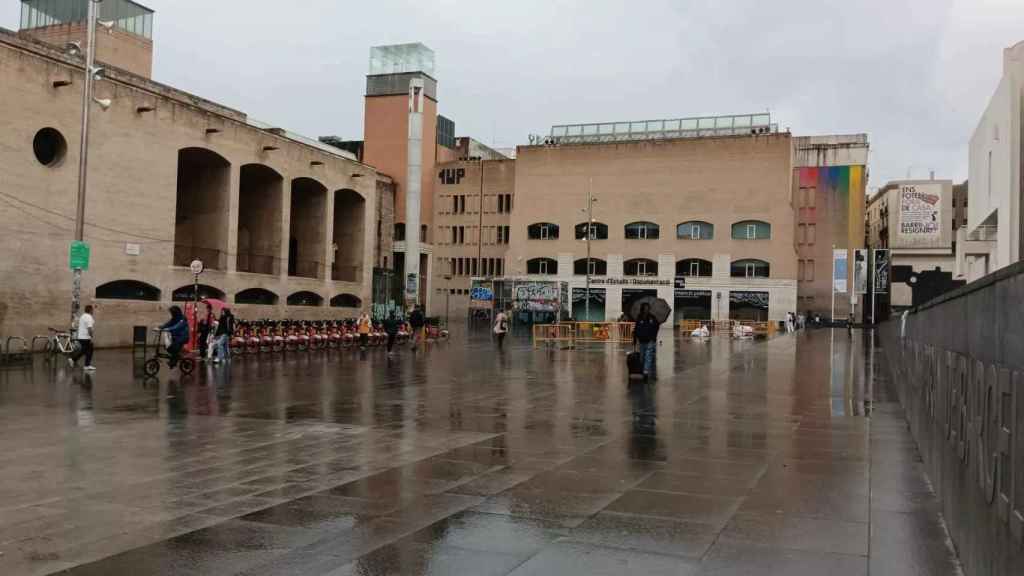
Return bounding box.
[70,0,103,325]
[443,274,452,326]
[582,178,596,321]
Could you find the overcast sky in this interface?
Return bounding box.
[4,0,1023,189]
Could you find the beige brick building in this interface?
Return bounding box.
[0,25,385,346]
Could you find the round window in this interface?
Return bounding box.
[33,128,68,167]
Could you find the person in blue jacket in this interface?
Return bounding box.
[160,305,190,368]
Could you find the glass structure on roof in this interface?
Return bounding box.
[369,43,435,76]
[549,113,776,144]
[20,0,154,39]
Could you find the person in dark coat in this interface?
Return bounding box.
[632,303,662,380]
[160,305,190,368]
[383,312,400,355]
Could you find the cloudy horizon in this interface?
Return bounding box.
[3,0,1022,190]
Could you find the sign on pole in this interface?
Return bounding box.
[69,241,90,270]
[854,249,869,294]
[873,249,890,294]
[189,259,204,275]
[833,249,848,294]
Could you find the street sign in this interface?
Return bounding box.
[69,241,90,271]
[189,259,204,275]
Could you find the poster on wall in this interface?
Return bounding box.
[833,249,848,294]
[898,183,942,239]
[873,249,890,294]
[853,249,869,294]
[469,280,494,310]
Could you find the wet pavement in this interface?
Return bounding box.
[0,328,962,575]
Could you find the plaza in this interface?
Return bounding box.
[0,330,960,575]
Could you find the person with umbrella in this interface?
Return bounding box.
[632,301,665,380]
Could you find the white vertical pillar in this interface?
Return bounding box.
[404,78,424,309]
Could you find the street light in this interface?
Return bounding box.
[70,0,104,325]
[580,178,597,321]
[443,274,452,325]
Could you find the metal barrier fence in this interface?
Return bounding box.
[575,322,634,343]
[678,319,774,337]
[532,324,576,348]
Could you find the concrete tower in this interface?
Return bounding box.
[362,43,438,310]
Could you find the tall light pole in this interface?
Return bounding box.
[583,178,596,321]
[71,0,102,324]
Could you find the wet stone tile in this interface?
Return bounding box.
[506,541,701,576]
[604,490,742,528]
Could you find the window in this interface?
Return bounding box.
[624,258,658,277]
[471,258,478,276]
[451,196,458,213]
[573,258,607,276]
[575,222,609,240]
[625,221,660,239]
[421,225,428,243]
[807,224,816,245]
[394,223,406,242]
[457,259,464,276]
[95,280,161,301]
[449,259,456,276]
[496,258,504,276]
[459,196,466,214]
[676,259,712,277]
[730,259,770,278]
[798,224,806,244]
[527,222,560,240]
[330,294,362,308]
[236,288,279,305]
[287,291,323,307]
[527,258,557,275]
[677,221,713,240]
[731,220,771,240]
[458,226,465,244]
[806,259,815,281]
[497,194,512,213]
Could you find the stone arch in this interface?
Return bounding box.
[332,188,366,282]
[174,147,231,270]
[237,164,283,275]
[235,288,279,305]
[95,280,161,301]
[289,177,328,278]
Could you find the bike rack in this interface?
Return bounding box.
[30,335,50,354]
[1,336,32,367]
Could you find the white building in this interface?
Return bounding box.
[958,40,1024,282]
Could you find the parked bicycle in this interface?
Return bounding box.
[31,327,80,360]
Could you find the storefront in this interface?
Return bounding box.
[572,287,606,321]
[674,289,712,323]
[729,290,770,321]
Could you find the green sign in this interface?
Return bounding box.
[69,241,90,271]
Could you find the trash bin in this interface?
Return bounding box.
[132,325,148,355]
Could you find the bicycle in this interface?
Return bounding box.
[31,327,80,360]
[143,329,195,377]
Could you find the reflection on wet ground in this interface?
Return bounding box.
[0,328,961,575]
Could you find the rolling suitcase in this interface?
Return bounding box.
[626,349,644,379]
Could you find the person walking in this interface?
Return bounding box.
[632,303,662,380]
[408,305,426,350]
[493,309,509,349]
[383,312,400,355]
[357,312,372,350]
[213,308,234,363]
[69,304,96,370]
[159,305,190,369]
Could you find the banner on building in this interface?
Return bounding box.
[833,249,848,294]
[898,183,942,239]
[854,249,869,294]
[873,249,890,294]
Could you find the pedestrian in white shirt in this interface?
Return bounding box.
[69,305,96,370]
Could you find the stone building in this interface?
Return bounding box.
[504,115,798,323]
[0,17,386,346]
[791,135,869,320]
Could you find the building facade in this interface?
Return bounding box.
[504,117,798,323]
[867,179,957,308]
[958,40,1024,283]
[0,19,382,346]
[429,159,515,319]
[792,135,869,320]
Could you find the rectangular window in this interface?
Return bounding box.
[691,224,701,240]
[806,260,815,282]
[451,196,458,213]
[471,258,478,276]
[637,261,648,276]
[457,258,463,276]
[451,227,457,244]
[450,259,456,276]
[798,260,805,281]
[807,224,816,245]
[589,260,598,276]
[460,196,466,213]
[798,224,806,245]
[458,226,465,244]
[506,195,513,212]
[498,195,505,213]
[538,260,549,274]
[746,224,757,239]
[690,261,700,276]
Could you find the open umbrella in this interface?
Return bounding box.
[629,296,671,324]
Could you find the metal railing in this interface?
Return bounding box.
[549,113,777,145]
[174,245,225,270]
[237,253,279,275]
[532,322,635,347]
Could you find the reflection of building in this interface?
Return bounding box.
[867,179,961,309]
[0,10,385,345]
[503,114,798,323]
[957,40,1024,282]
[792,135,869,320]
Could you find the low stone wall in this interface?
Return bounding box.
[879,260,1024,575]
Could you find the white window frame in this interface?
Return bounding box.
[690,260,700,276]
[745,262,756,277]
[540,224,550,240]
[588,259,599,276]
[746,223,757,239]
[691,224,701,240]
[637,260,649,276]
[538,260,549,274]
